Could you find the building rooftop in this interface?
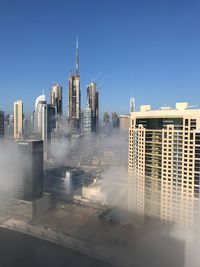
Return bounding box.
[131,102,200,118]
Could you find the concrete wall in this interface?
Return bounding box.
[0,193,52,221]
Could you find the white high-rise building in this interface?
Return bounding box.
[83,104,92,135]
[33,94,56,156]
[50,83,62,115]
[130,98,135,113]
[34,94,46,138]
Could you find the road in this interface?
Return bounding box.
[0,227,112,267]
[0,219,120,267]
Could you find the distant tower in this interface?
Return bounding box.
[87,81,99,133]
[42,104,56,155]
[34,94,46,138]
[0,111,4,138]
[75,36,79,75]
[130,98,135,113]
[68,37,81,133]
[83,104,92,135]
[34,94,56,155]
[5,114,14,139]
[112,112,119,128]
[103,112,110,124]
[23,118,30,139]
[14,100,23,140]
[50,83,62,117]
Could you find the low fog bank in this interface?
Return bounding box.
[1,135,199,267]
[101,166,128,208]
[49,130,128,164]
[49,131,129,208]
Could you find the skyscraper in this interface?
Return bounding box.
[50,83,62,117]
[87,81,99,133]
[130,97,135,113]
[128,102,200,228]
[33,94,56,155]
[34,94,47,137]
[112,112,119,128]
[42,104,56,154]
[14,100,23,140]
[16,140,44,200]
[68,37,81,133]
[103,112,110,124]
[5,114,14,139]
[23,117,31,139]
[0,140,52,221]
[83,104,92,135]
[0,111,4,138]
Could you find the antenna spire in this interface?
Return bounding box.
[76,36,79,75]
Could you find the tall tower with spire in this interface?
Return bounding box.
[76,36,79,75]
[68,37,81,133]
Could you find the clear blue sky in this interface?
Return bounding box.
[1,0,200,115]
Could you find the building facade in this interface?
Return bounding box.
[0,140,52,221]
[112,112,119,128]
[128,103,200,228]
[83,105,92,135]
[87,81,99,133]
[34,94,47,138]
[33,94,56,156]
[16,140,44,201]
[0,111,4,138]
[103,112,110,124]
[4,114,14,139]
[50,83,62,116]
[119,114,130,133]
[14,100,23,140]
[42,104,56,154]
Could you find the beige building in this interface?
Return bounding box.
[14,100,23,140]
[119,115,130,132]
[128,102,200,228]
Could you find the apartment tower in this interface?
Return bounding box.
[128,103,200,228]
